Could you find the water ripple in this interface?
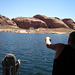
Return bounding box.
[0,33,68,75]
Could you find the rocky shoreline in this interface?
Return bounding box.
[0,28,74,35]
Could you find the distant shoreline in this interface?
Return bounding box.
[0,28,74,35]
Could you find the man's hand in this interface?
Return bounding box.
[46,37,51,45]
[46,37,51,41]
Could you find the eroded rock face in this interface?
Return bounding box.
[0,14,16,25]
[12,17,48,29]
[62,18,75,29]
[0,14,75,29]
[33,14,69,28]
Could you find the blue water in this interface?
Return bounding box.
[0,32,69,75]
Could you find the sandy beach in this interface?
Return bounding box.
[0,28,74,34]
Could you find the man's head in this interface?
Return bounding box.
[68,31,75,45]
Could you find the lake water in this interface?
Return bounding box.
[0,32,69,75]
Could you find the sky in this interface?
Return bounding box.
[0,0,75,21]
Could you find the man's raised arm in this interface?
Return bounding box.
[45,37,65,51]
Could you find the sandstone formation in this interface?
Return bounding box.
[0,14,75,30]
[62,18,75,29]
[12,17,47,29]
[33,14,69,28]
[0,14,16,25]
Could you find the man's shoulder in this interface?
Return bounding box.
[54,44,66,59]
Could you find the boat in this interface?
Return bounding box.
[1,54,20,75]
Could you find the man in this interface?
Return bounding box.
[46,31,75,75]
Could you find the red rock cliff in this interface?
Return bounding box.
[33,14,69,28]
[12,17,48,29]
[0,14,16,25]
